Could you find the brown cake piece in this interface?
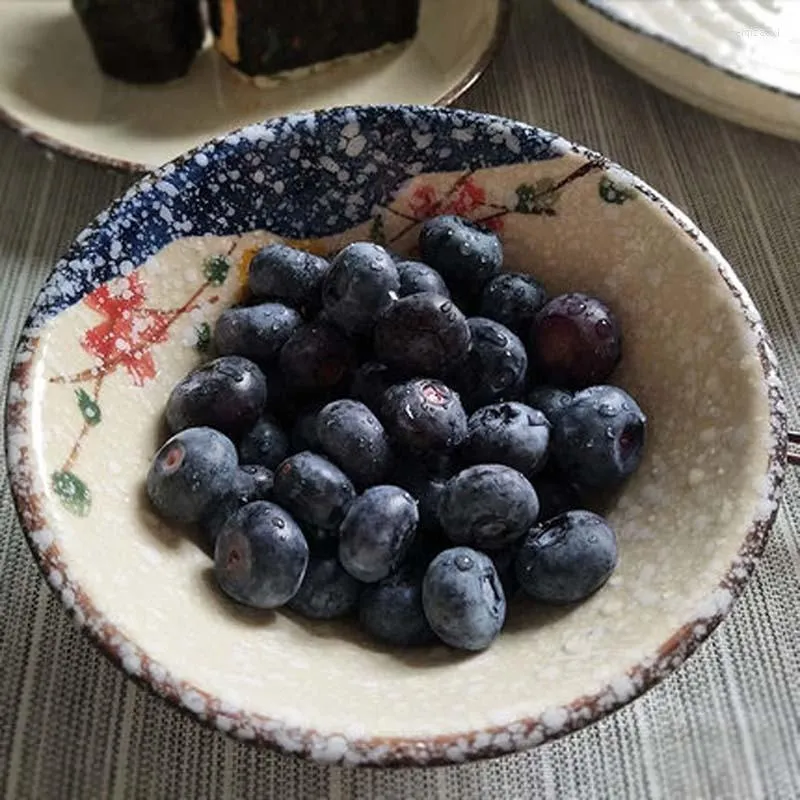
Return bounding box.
[208,0,419,82]
[73,0,205,84]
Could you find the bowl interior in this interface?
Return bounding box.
[6,107,780,763]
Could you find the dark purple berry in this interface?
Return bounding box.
[248,243,329,312]
[287,557,362,620]
[374,292,471,378]
[321,242,399,335]
[439,464,539,550]
[381,379,467,453]
[395,259,450,298]
[339,486,419,583]
[290,405,323,453]
[552,385,646,489]
[273,451,356,530]
[422,547,506,651]
[213,303,302,365]
[165,356,267,438]
[419,215,502,298]
[479,272,547,336]
[214,501,309,609]
[316,399,392,488]
[238,415,289,470]
[529,293,621,389]
[147,427,238,525]
[279,321,357,393]
[457,318,527,410]
[527,386,574,425]
[359,565,436,646]
[515,510,617,604]
[462,402,550,478]
[199,465,274,546]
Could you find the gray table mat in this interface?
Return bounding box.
[1,1,798,797]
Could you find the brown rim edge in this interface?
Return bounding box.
[4,126,788,768]
[0,0,511,175]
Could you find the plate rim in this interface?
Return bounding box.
[0,0,511,173]
[560,0,800,102]
[4,105,789,767]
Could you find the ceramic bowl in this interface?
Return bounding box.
[5,106,787,767]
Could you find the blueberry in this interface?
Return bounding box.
[534,478,581,521]
[359,565,436,646]
[552,385,646,489]
[395,259,450,298]
[279,321,357,393]
[457,318,527,410]
[373,293,471,378]
[390,462,449,534]
[316,399,392,488]
[238,464,274,500]
[199,465,274,545]
[287,557,362,620]
[381,379,467,453]
[419,215,503,299]
[273,452,356,530]
[529,293,621,389]
[439,464,539,550]
[213,303,302,365]
[479,272,547,336]
[166,356,267,438]
[238,415,289,470]
[147,427,238,524]
[349,362,396,414]
[290,405,323,453]
[527,386,574,426]
[248,243,329,312]
[214,501,309,609]
[321,242,400,335]
[515,510,617,604]
[339,486,419,583]
[462,402,550,478]
[422,547,506,651]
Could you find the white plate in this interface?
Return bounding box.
[0,0,508,171]
[552,0,800,141]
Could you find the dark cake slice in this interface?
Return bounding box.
[208,0,419,81]
[73,0,205,84]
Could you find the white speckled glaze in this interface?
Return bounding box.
[553,0,800,142]
[5,107,787,766]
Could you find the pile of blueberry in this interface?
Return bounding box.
[146,215,646,652]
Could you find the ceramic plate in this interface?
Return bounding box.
[552,0,800,142]
[0,0,508,171]
[5,106,787,766]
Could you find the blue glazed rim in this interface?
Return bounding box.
[5,105,788,766]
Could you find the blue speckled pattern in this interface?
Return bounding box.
[31,106,566,329]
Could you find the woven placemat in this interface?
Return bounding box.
[1,1,798,797]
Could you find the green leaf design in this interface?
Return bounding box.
[75,389,101,427]
[369,214,386,246]
[194,322,211,352]
[515,179,559,215]
[52,471,91,517]
[203,255,231,286]
[599,176,635,205]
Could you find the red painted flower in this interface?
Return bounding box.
[81,273,172,386]
[407,177,504,232]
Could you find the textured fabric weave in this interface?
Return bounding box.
[1,1,799,797]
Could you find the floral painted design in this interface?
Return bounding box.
[48,250,235,517]
[371,161,606,248]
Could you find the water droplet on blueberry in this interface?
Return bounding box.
[455,554,474,571]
